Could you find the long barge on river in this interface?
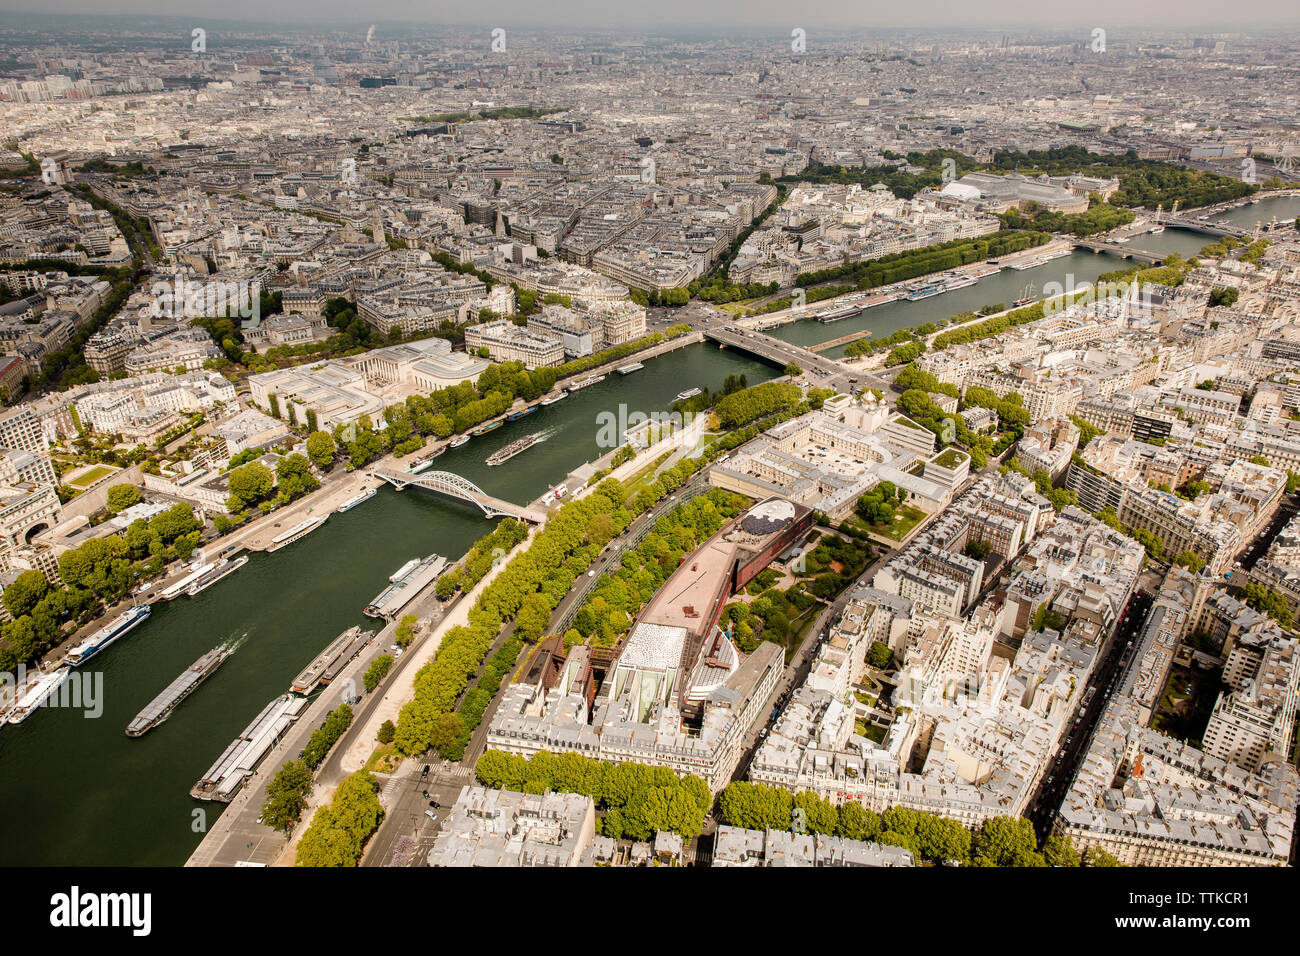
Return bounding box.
[486,433,539,466]
[364,553,447,620]
[190,693,308,801]
[290,625,373,695]
[126,645,231,737]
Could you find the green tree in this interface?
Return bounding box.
[364,653,394,692]
[295,771,384,867]
[971,817,1046,867]
[1042,833,1081,867]
[262,759,313,832]
[106,483,142,513]
[2,569,49,620]
[306,430,335,470]
[430,712,465,755]
[226,460,274,511]
[1083,846,1122,867]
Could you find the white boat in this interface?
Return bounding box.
[266,515,327,553]
[186,555,249,596]
[159,561,217,601]
[64,604,152,667]
[566,374,605,393]
[449,435,471,447]
[335,487,377,513]
[617,363,645,375]
[388,558,421,582]
[540,394,567,406]
[676,387,703,401]
[7,668,70,724]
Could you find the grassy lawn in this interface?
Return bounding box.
[364,743,401,774]
[66,464,117,488]
[715,298,765,316]
[872,505,926,542]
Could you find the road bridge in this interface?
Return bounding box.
[1161,216,1253,239]
[1072,239,1165,263]
[703,327,888,393]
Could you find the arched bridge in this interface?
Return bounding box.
[372,470,547,523]
[1072,239,1165,263]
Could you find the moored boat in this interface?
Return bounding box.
[64,604,152,667]
[335,486,377,513]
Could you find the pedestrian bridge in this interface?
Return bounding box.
[372,470,547,523]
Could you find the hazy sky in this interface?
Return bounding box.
[3,0,1299,31]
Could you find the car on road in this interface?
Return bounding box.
[425,809,438,821]
[420,764,430,779]
[429,800,441,808]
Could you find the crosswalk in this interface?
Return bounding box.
[439,763,473,780]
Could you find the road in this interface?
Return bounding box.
[1236,492,1299,573]
[1026,589,1154,839]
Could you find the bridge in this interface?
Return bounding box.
[1072,239,1165,264]
[1160,216,1253,239]
[704,326,888,393]
[372,470,547,523]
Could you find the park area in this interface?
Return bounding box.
[62,462,121,491]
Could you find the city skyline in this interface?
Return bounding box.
[4,2,1300,30]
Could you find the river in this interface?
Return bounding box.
[769,194,1300,358]
[0,341,772,866]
